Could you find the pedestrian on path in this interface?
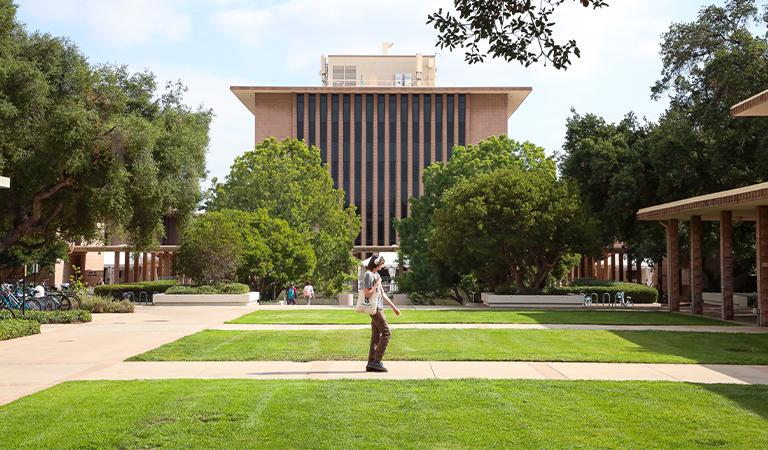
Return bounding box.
[286,284,297,305]
[363,253,400,373]
[303,282,315,306]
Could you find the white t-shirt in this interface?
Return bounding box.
[303,285,314,297]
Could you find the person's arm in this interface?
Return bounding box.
[378,279,401,316]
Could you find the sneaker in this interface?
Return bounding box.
[367,362,388,373]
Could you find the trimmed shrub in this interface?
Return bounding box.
[0,319,40,340]
[569,278,613,287]
[0,309,92,324]
[93,280,177,300]
[550,282,658,304]
[79,294,135,313]
[164,283,250,295]
[217,283,250,294]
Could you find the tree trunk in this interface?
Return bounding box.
[0,177,72,252]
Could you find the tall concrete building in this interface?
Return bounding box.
[231,52,531,252]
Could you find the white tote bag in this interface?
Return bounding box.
[356,286,378,315]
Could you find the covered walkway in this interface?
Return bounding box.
[637,182,768,325]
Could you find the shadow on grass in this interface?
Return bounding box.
[247,370,367,376]
[703,384,768,420]
[608,330,768,365]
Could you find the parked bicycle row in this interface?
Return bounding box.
[1,282,81,312]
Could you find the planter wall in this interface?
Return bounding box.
[153,292,260,306]
[481,293,583,307]
[702,292,751,308]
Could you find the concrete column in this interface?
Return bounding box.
[123,251,130,283]
[361,95,367,245]
[133,253,140,283]
[720,211,734,320]
[757,206,768,326]
[690,215,703,315]
[158,252,165,279]
[113,251,120,285]
[618,250,625,282]
[608,252,614,281]
[150,253,157,281]
[666,219,680,311]
[142,252,149,282]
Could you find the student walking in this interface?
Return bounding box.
[286,284,297,305]
[302,282,315,306]
[363,254,400,373]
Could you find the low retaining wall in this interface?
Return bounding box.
[481,293,583,307]
[153,292,260,306]
[703,292,751,308]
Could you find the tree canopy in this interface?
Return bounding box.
[428,0,608,69]
[206,138,358,294]
[431,166,597,292]
[397,135,594,301]
[0,0,211,265]
[558,0,768,278]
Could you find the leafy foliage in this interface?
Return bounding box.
[0,1,211,262]
[427,0,608,69]
[0,309,91,323]
[559,0,768,281]
[431,166,598,291]
[0,318,39,341]
[175,212,243,285]
[397,136,595,300]
[165,283,250,295]
[79,294,135,313]
[92,280,176,300]
[207,138,358,294]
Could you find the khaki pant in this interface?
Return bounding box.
[368,310,391,363]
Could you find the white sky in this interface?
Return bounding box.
[16,0,715,187]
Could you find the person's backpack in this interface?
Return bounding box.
[287,287,295,299]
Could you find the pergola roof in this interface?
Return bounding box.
[637,182,768,221]
[731,89,768,117]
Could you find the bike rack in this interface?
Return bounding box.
[138,291,149,304]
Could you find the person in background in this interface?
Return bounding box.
[286,284,297,305]
[303,281,315,306]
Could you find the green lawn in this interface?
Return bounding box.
[130,329,768,364]
[228,309,736,326]
[0,379,766,448]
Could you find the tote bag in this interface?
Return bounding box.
[356,286,378,314]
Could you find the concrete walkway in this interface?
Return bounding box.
[215,323,768,333]
[0,305,254,405]
[75,360,768,385]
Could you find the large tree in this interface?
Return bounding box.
[430,166,597,292]
[428,0,607,69]
[0,1,211,261]
[559,0,768,280]
[396,135,584,301]
[206,138,358,294]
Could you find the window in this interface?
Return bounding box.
[400,95,408,218]
[365,94,373,245]
[343,94,350,204]
[296,94,304,141]
[458,94,466,146]
[435,94,443,161]
[331,94,339,186]
[424,94,431,168]
[377,95,385,245]
[320,95,327,164]
[412,95,420,199]
[447,94,455,159]
[308,94,316,148]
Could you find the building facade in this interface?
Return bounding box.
[232,54,531,251]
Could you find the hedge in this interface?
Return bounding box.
[79,294,135,313]
[93,280,177,300]
[0,309,92,324]
[551,282,658,304]
[0,319,40,341]
[165,283,250,295]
